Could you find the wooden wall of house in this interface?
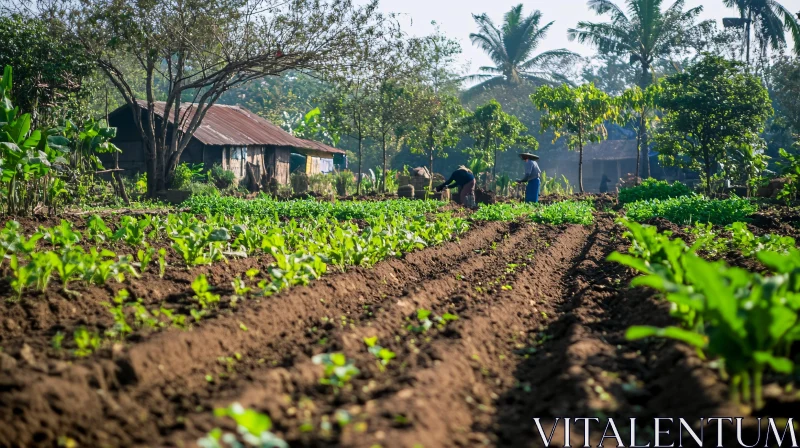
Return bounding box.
[262,147,290,185]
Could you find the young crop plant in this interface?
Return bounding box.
[197,403,288,448]
[136,244,157,273]
[364,336,396,370]
[41,220,82,249]
[192,274,221,309]
[103,289,133,338]
[113,215,153,246]
[623,195,757,225]
[618,179,692,204]
[406,309,459,334]
[87,215,113,243]
[73,326,101,357]
[612,220,800,410]
[311,352,360,389]
[170,224,230,266]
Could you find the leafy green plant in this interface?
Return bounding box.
[73,326,101,357]
[364,336,396,369]
[312,352,360,388]
[618,178,692,204]
[623,195,757,225]
[406,308,458,334]
[137,244,156,273]
[87,215,112,243]
[170,224,230,266]
[104,289,133,338]
[198,403,288,448]
[113,215,152,246]
[611,220,800,410]
[192,274,221,309]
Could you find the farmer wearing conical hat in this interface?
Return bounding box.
[517,153,541,203]
[435,165,476,208]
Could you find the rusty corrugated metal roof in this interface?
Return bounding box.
[296,138,346,155]
[131,101,341,155]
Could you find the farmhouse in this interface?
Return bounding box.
[105,101,345,185]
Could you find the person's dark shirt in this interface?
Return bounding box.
[600,177,609,193]
[438,169,475,189]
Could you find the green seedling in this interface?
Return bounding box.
[312,352,360,388]
[73,326,101,357]
[364,336,396,369]
[157,248,167,278]
[192,274,220,309]
[87,215,112,243]
[197,403,287,448]
[51,331,64,350]
[407,309,459,333]
[137,244,156,273]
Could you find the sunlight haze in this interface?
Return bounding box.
[365,0,757,71]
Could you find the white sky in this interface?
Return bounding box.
[363,0,785,72]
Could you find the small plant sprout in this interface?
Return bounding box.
[364,336,396,370]
[137,244,156,273]
[406,309,459,333]
[312,352,360,388]
[192,274,221,309]
[157,248,167,278]
[73,327,101,357]
[197,403,288,448]
[51,331,65,351]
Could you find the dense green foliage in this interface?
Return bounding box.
[610,219,800,410]
[531,83,618,193]
[623,195,757,225]
[617,179,692,204]
[0,15,94,124]
[184,196,445,220]
[654,55,773,194]
[472,200,594,225]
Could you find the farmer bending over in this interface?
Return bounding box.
[436,165,476,208]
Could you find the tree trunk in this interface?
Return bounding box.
[382,134,387,194]
[635,117,642,180]
[577,126,584,194]
[703,147,712,197]
[639,63,652,179]
[745,10,752,67]
[356,132,363,196]
[429,149,434,192]
[492,146,497,192]
[578,142,584,194]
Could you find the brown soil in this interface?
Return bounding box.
[1,215,796,447]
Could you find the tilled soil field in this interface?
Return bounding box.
[0,213,788,447]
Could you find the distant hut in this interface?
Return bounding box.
[105,101,344,186]
[538,140,639,193]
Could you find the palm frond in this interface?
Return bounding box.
[520,49,581,70]
[587,0,629,23]
[460,76,510,102]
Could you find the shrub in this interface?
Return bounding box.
[333,171,355,196]
[188,182,220,197]
[208,164,235,189]
[171,163,204,190]
[618,178,692,204]
[624,195,757,225]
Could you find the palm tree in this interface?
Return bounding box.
[723,0,800,65]
[465,4,579,96]
[568,0,711,177]
[568,0,711,88]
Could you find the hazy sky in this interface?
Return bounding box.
[365,0,748,72]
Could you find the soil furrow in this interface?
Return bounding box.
[491,215,736,447]
[153,221,567,446]
[0,221,512,447]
